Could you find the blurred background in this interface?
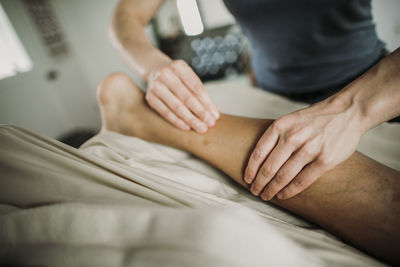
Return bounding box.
[0,0,399,147]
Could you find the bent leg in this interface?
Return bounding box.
[98,73,400,264]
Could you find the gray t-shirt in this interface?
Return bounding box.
[223,0,385,94]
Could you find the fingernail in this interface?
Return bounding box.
[212,110,220,120]
[204,114,215,127]
[244,176,252,184]
[196,122,208,133]
[251,188,258,196]
[182,124,190,130]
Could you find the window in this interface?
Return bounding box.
[0,3,32,80]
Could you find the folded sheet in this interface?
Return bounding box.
[0,125,323,267]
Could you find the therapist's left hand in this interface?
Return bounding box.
[244,97,366,201]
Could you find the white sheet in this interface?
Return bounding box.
[1,80,398,266]
[0,125,323,267]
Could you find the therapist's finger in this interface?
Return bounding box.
[158,68,216,127]
[170,60,220,119]
[146,93,190,131]
[250,140,294,196]
[152,81,208,133]
[260,145,317,201]
[277,160,330,200]
[244,125,279,184]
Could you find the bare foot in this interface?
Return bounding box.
[97,73,149,137]
[97,72,203,151]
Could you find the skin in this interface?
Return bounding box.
[97,73,400,265]
[245,48,400,200]
[110,0,400,199]
[109,0,220,133]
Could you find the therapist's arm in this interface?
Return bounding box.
[245,47,400,200]
[109,0,220,133]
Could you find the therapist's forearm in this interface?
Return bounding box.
[109,0,171,80]
[110,0,220,134]
[331,47,400,133]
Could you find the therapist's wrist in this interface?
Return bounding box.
[143,50,172,82]
[331,48,400,132]
[321,87,370,136]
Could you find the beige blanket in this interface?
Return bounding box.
[1,80,398,266]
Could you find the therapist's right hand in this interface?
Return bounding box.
[145,59,220,133]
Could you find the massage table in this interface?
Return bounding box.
[0,80,399,266]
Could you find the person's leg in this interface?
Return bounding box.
[98,73,400,264]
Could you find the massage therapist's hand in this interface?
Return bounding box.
[244,98,366,200]
[146,60,220,133]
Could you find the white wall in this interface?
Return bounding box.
[0,0,136,139]
[372,0,400,52]
[51,0,135,94]
[0,0,99,138]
